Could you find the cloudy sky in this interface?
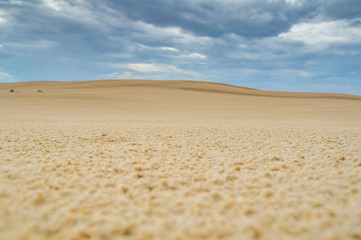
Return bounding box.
[0,0,361,94]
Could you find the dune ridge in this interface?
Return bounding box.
[1,79,361,126]
[1,79,360,99]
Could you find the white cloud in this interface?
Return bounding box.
[0,16,5,24]
[284,0,304,6]
[105,62,199,80]
[178,53,207,61]
[5,40,58,49]
[40,0,126,30]
[159,47,179,52]
[0,9,9,26]
[0,72,15,82]
[40,0,99,25]
[104,72,140,79]
[127,63,186,73]
[134,21,214,45]
[279,18,361,49]
[6,0,28,5]
[266,0,304,7]
[128,63,163,73]
[109,62,196,76]
[182,53,207,60]
[42,0,63,11]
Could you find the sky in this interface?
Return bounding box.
[0,0,361,94]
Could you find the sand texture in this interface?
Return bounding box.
[1,80,361,240]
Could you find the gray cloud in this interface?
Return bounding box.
[321,0,361,20]
[106,0,321,38]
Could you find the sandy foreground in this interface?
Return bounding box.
[1,80,361,240]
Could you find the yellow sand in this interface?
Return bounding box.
[1,80,361,240]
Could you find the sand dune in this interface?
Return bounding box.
[1,80,361,239]
[1,80,361,125]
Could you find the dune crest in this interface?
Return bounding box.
[1,79,361,126]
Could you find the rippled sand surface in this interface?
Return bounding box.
[1,80,361,240]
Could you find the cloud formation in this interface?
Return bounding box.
[0,71,14,82]
[0,0,360,94]
[279,18,361,49]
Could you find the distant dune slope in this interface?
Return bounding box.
[1,80,361,126]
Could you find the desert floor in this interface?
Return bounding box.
[1,80,361,240]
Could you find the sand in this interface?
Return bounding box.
[1,80,361,240]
